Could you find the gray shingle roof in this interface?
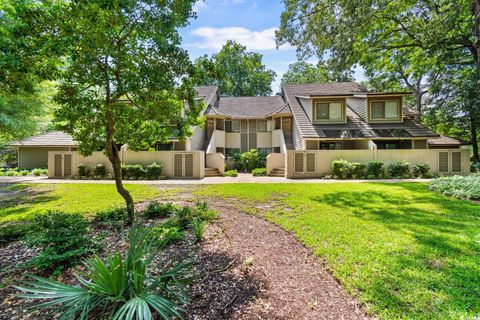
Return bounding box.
[428,135,469,146]
[207,96,288,118]
[282,82,439,139]
[10,131,77,146]
[195,86,218,107]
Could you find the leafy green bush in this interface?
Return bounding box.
[240,149,267,172]
[412,163,431,178]
[194,200,218,221]
[0,223,31,243]
[190,217,205,242]
[351,162,367,179]
[367,161,384,178]
[152,225,184,248]
[92,207,127,227]
[252,168,267,176]
[122,164,145,179]
[94,163,107,176]
[145,162,163,179]
[387,161,411,178]
[175,206,195,229]
[24,211,95,271]
[331,159,353,179]
[142,201,179,219]
[77,164,90,176]
[16,226,190,319]
[31,168,43,176]
[223,169,238,177]
[428,175,480,200]
[472,162,480,173]
[6,169,18,176]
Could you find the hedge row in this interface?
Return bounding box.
[76,162,165,180]
[331,160,432,179]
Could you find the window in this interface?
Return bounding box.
[314,102,343,121]
[320,142,342,150]
[225,120,240,133]
[156,142,173,151]
[257,120,267,132]
[376,141,398,149]
[225,148,240,159]
[273,147,281,153]
[257,148,272,155]
[274,117,281,130]
[371,100,400,120]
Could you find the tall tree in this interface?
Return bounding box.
[281,61,353,86]
[53,0,202,223]
[0,0,60,143]
[194,40,276,96]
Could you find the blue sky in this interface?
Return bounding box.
[179,0,303,94]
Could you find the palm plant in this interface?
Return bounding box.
[15,226,191,320]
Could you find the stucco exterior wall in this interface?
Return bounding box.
[19,147,70,170]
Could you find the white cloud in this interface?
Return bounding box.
[189,26,291,51]
[193,1,207,13]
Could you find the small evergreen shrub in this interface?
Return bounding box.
[0,223,31,243]
[77,164,90,176]
[252,168,267,176]
[332,159,353,179]
[93,207,127,227]
[7,169,18,176]
[25,211,95,271]
[122,164,145,179]
[351,162,367,179]
[152,226,184,248]
[145,162,163,179]
[19,170,29,176]
[412,163,431,178]
[175,206,195,229]
[471,162,480,173]
[429,175,480,200]
[387,161,411,178]
[142,201,179,219]
[367,161,384,178]
[223,169,238,177]
[94,163,107,176]
[240,149,267,172]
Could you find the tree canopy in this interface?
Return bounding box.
[51,0,201,222]
[194,40,276,96]
[281,61,353,86]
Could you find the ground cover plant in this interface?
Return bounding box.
[252,168,267,176]
[0,168,48,177]
[429,174,480,201]
[195,183,480,319]
[0,183,163,223]
[223,169,238,177]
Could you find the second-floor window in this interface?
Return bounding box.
[257,120,267,132]
[314,102,343,121]
[371,100,400,120]
[225,120,240,132]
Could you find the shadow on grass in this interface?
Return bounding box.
[310,182,480,317]
[0,183,60,221]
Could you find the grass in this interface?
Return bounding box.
[0,183,166,223]
[195,183,480,320]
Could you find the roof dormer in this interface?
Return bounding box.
[311,97,347,124]
[366,95,403,123]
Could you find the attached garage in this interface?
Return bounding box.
[9,132,78,170]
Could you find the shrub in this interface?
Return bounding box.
[351,162,367,179]
[175,206,195,229]
[152,225,184,248]
[412,163,431,178]
[24,211,94,271]
[190,217,205,242]
[145,162,163,179]
[0,223,31,244]
[94,163,107,176]
[31,168,43,176]
[142,201,179,219]
[122,164,145,179]
[240,149,267,172]
[77,164,90,176]
[19,170,29,176]
[223,169,238,177]
[92,207,127,227]
[331,159,353,179]
[387,161,411,178]
[6,169,18,176]
[194,200,218,221]
[252,168,267,176]
[471,162,480,173]
[16,226,190,320]
[428,175,480,200]
[367,161,384,178]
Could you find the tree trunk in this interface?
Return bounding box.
[474,0,480,86]
[471,116,480,163]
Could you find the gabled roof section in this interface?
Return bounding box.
[9,131,77,147]
[195,86,218,108]
[283,82,438,139]
[207,96,288,118]
[428,135,470,146]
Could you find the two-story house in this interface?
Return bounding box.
[12,82,469,178]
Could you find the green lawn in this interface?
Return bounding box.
[0,183,163,223]
[195,183,480,320]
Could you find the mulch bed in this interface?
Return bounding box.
[0,193,370,319]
